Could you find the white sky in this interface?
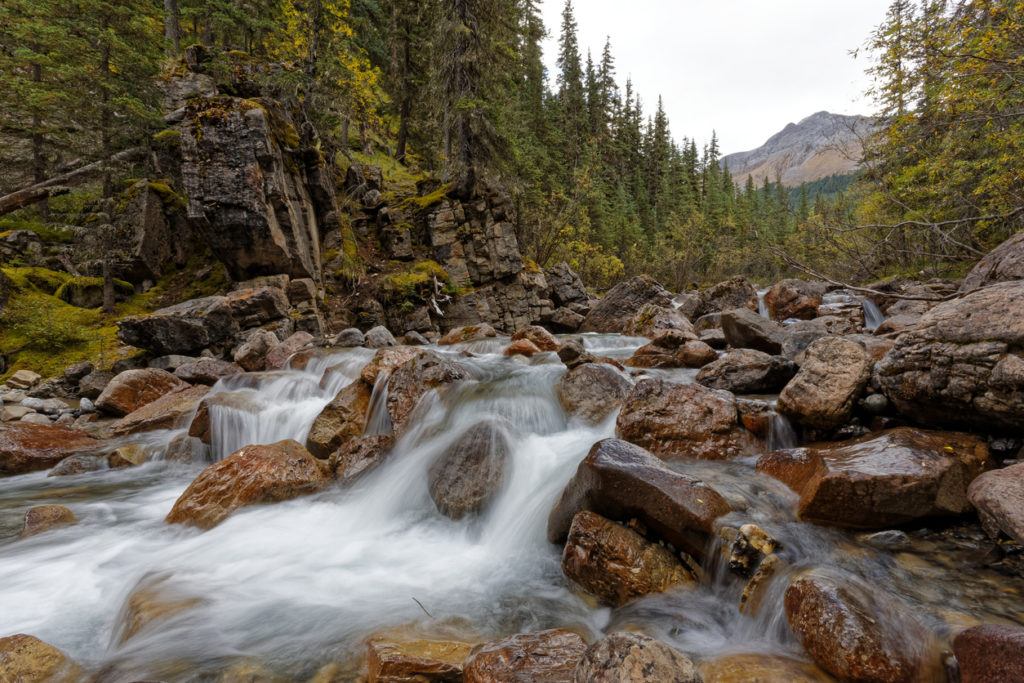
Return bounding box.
[540,0,894,155]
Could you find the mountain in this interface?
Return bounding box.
[723,111,872,187]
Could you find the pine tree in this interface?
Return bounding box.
[555,0,585,174]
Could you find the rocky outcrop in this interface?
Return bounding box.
[165,440,330,529]
[695,276,758,318]
[428,420,509,519]
[95,368,190,416]
[615,378,762,461]
[112,180,195,283]
[968,462,1024,544]
[954,624,1024,683]
[778,336,872,430]
[556,364,632,425]
[546,262,589,309]
[579,276,672,334]
[960,231,1024,291]
[696,349,797,394]
[757,428,992,528]
[463,629,586,683]
[877,281,1024,432]
[548,439,731,560]
[720,308,786,354]
[573,632,701,683]
[764,279,826,321]
[0,423,100,476]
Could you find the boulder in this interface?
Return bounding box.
[20,505,76,538]
[556,340,623,372]
[264,331,314,370]
[953,624,1024,683]
[624,304,697,339]
[784,570,940,682]
[63,361,95,384]
[78,370,115,400]
[877,281,1024,432]
[960,231,1024,291]
[757,428,992,528]
[110,385,210,436]
[0,634,83,682]
[165,440,330,529]
[778,336,872,430]
[386,352,469,435]
[696,350,797,394]
[579,276,673,334]
[673,292,702,321]
[505,339,541,357]
[306,380,373,459]
[47,454,104,477]
[226,287,290,328]
[573,632,701,683]
[615,378,762,461]
[360,347,428,386]
[463,629,586,683]
[548,439,731,560]
[332,327,366,348]
[546,262,589,307]
[546,307,585,333]
[562,510,696,606]
[429,420,510,519]
[626,334,718,370]
[118,295,239,355]
[699,328,727,349]
[333,435,395,486]
[0,423,100,476]
[233,329,280,371]
[403,331,429,346]
[366,637,472,683]
[188,391,263,445]
[148,354,198,372]
[115,575,203,644]
[720,308,787,354]
[439,323,498,345]
[764,279,826,321]
[511,325,559,352]
[95,368,190,416]
[108,444,148,468]
[364,325,398,349]
[556,364,632,425]
[6,369,41,390]
[967,462,1024,544]
[174,358,243,385]
[695,276,758,318]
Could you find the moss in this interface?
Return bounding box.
[152,128,182,151]
[54,277,134,306]
[148,181,187,211]
[2,267,72,295]
[0,216,74,244]
[523,258,540,274]
[324,248,341,262]
[246,98,301,148]
[380,260,449,305]
[401,183,453,213]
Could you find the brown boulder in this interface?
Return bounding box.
[573,631,701,683]
[386,352,469,435]
[95,368,190,416]
[264,331,314,370]
[764,279,826,321]
[562,510,696,606]
[720,308,787,354]
[967,462,1024,544]
[757,428,992,528]
[626,332,717,369]
[366,637,472,683]
[306,380,373,459]
[174,358,243,385]
[165,439,330,529]
[504,339,541,357]
[615,378,762,461]
[110,385,210,436]
[556,364,632,425]
[429,420,509,519]
[953,624,1024,683]
[188,391,263,445]
[360,347,428,386]
[624,304,696,339]
[579,275,673,334]
[233,329,280,372]
[778,336,871,430]
[463,629,586,683]
[784,570,940,682]
[439,323,498,345]
[511,325,560,351]
[696,349,797,394]
[960,230,1024,291]
[695,276,758,318]
[0,423,100,476]
[20,505,76,538]
[547,439,731,560]
[0,634,83,682]
[333,435,395,486]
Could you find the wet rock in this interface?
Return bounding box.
[764,279,826,321]
[6,369,41,390]
[562,510,697,606]
[953,623,1024,683]
[463,629,587,683]
[697,654,832,682]
[95,368,190,417]
[118,295,239,355]
[165,439,330,529]
[968,462,1024,544]
[624,304,696,339]
[386,352,469,435]
[115,575,203,644]
[548,438,731,560]
[188,391,263,445]
[511,325,559,352]
[757,427,991,528]
[174,358,243,385]
[579,275,673,334]
[720,308,786,354]
[556,364,632,425]
[784,570,940,682]
[0,423,100,476]
[307,380,373,459]
[264,331,314,370]
[505,339,541,357]
[439,323,498,345]
[47,454,104,477]
[429,420,509,519]
[699,328,727,349]
[0,634,83,682]
[78,370,115,400]
[233,329,281,371]
[555,340,623,372]
[778,336,872,430]
[616,378,762,461]
[696,349,797,394]
[110,385,210,436]
[627,334,718,370]
[20,505,76,538]
[165,433,204,464]
[333,327,366,348]
[573,631,701,683]
[877,281,1024,432]
[333,435,395,486]
[365,325,398,349]
[108,444,149,468]
[695,276,758,318]
[546,262,589,308]
[360,347,427,386]
[960,231,1024,291]
[366,637,472,682]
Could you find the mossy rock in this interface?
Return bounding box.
[380,260,449,304]
[152,128,182,151]
[55,277,135,309]
[1,267,72,295]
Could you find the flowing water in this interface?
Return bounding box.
[0,335,1021,680]
[862,297,886,331]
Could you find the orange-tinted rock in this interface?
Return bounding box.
[968,462,1024,544]
[0,634,83,682]
[463,629,586,682]
[757,428,991,528]
[360,347,427,386]
[504,339,541,357]
[20,505,76,538]
[0,423,100,476]
[438,324,497,345]
[115,574,203,643]
[386,352,469,435]
[306,380,373,459]
[556,364,632,425]
[698,653,833,682]
[95,368,190,416]
[953,624,1024,683]
[108,444,148,468]
[626,332,717,369]
[333,435,395,486]
[615,378,762,460]
[511,325,560,352]
[573,631,701,683]
[548,439,731,561]
[110,385,210,436]
[778,337,872,430]
[366,637,473,682]
[165,439,330,529]
[562,510,696,606]
[764,279,826,321]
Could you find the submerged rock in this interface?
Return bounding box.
[20,505,76,538]
[333,435,395,486]
[556,363,632,425]
[573,631,701,683]
[463,629,586,683]
[697,654,831,682]
[429,420,510,519]
[386,352,469,435]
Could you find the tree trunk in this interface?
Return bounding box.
[30,62,49,222]
[101,224,116,315]
[164,0,180,54]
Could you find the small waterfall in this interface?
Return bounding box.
[363,372,394,437]
[757,289,770,318]
[862,298,885,332]
[767,412,798,451]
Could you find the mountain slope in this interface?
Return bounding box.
[723,111,872,187]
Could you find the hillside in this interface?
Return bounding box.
[723,111,872,187]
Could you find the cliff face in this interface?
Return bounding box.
[723,111,872,187]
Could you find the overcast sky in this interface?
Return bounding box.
[539,0,894,155]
